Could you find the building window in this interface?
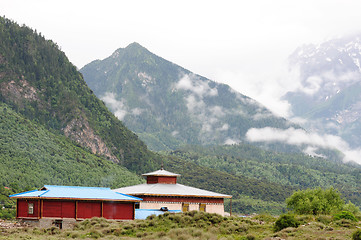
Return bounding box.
[135,202,140,209]
[28,203,34,214]
[182,203,189,212]
[199,204,206,212]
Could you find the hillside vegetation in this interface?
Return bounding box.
[2,188,361,239]
[0,102,144,190]
[0,17,298,215]
[3,16,361,218]
[1,211,361,240]
[81,42,298,151]
[0,17,160,174]
[166,145,361,207]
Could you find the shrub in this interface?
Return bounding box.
[352,229,361,240]
[286,187,344,215]
[334,219,354,228]
[296,215,313,225]
[0,208,16,220]
[274,214,300,232]
[334,211,358,222]
[253,213,276,223]
[343,201,360,215]
[316,215,333,225]
[246,234,256,240]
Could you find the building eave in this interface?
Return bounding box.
[10,196,142,202]
[128,193,232,199]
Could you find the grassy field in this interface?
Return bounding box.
[1,211,360,240]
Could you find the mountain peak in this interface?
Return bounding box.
[124,42,149,53]
[126,42,143,49]
[81,43,296,151]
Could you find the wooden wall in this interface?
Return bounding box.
[17,199,40,219]
[16,199,135,220]
[146,176,177,184]
[43,200,75,218]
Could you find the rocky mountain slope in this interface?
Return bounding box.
[81,43,298,151]
[285,33,361,147]
[0,101,144,190]
[0,17,300,214]
[0,17,160,173]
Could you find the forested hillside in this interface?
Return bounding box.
[81,42,299,151]
[0,101,292,214]
[166,145,361,207]
[0,17,160,173]
[0,17,296,214]
[0,102,144,189]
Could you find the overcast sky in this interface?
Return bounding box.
[3,0,361,162]
[1,0,361,117]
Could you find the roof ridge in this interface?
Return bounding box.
[9,189,39,198]
[44,185,110,190]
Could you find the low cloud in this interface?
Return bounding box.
[131,108,143,116]
[224,138,241,145]
[185,95,205,113]
[303,146,326,158]
[213,65,300,118]
[294,69,361,97]
[177,75,227,135]
[101,92,128,120]
[218,124,229,131]
[176,74,218,97]
[246,127,361,164]
[253,111,275,120]
[101,92,146,120]
[300,76,322,95]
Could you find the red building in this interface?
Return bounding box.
[114,168,231,216]
[10,185,141,228]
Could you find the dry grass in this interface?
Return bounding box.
[0,212,360,239]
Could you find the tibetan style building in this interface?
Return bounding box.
[113,169,232,216]
[9,185,141,228]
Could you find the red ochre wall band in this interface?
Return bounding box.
[146,176,177,184]
[140,196,224,204]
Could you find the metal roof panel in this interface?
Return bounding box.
[142,169,181,177]
[10,185,142,201]
[113,183,231,198]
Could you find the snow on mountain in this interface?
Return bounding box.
[285,32,361,148]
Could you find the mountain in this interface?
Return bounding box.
[0,17,160,174]
[0,101,144,190]
[81,43,298,151]
[0,17,299,214]
[285,33,361,147]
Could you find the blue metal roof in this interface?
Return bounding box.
[9,185,142,201]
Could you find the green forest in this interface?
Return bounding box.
[80,42,299,152]
[165,145,361,206]
[1,15,361,221]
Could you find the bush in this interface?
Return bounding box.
[334,211,358,222]
[253,213,276,223]
[342,201,360,215]
[274,214,300,232]
[334,219,354,228]
[286,187,344,215]
[316,215,333,225]
[0,208,16,219]
[352,229,361,240]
